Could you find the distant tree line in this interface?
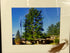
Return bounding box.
[47,22,60,37]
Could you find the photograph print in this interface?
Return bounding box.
[12,8,60,45]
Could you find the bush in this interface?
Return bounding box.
[55,38,59,44]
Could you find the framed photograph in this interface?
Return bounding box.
[1,0,70,53]
[12,8,60,45]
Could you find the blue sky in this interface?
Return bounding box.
[12,8,60,36]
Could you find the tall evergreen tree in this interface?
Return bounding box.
[16,30,21,39]
[55,22,60,35]
[47,22,60,36]
[24,8,43,40]
[15,30,21,43]
[47,24,55,35]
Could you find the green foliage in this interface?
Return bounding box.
[23,8,43,40]
[47,22,60,36]
[15,30,21,42]
[21,32,25,38]
[55,38,59,44]
[47,24,55,35]
[55,22,60,35]
[41,33,47,38]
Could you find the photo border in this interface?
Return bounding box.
[1,0,70,53]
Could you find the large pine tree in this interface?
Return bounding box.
[24,8,43,40]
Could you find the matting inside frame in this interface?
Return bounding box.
[1,0,70,53]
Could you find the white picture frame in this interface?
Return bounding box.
[1,0,70,53]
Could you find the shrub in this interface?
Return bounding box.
[55,38,59,44]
